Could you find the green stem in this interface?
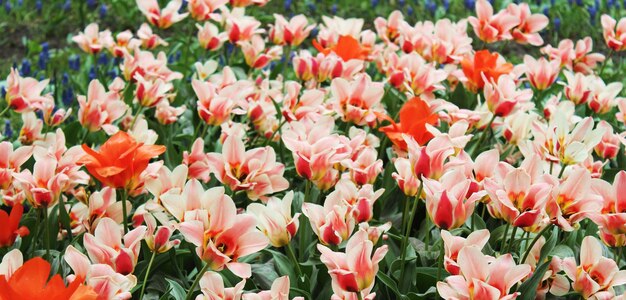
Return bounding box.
[139,251,157,300]
[558,165,566,179]
[286,242,303,280]
[471,115,496,157]
[507,226,518,254]
[436,242,445,282]
[43,206,50,260]
[599,49,614,77]
[356,292,363,300]
[399,182,423,282]
[521,225,552,264]
[501,223,510,252]
[58,195,73,241]
[120,189,129,233]
[185,262,211,300]
[617,246,623,267]
[129,106,145,130]
[0,106,10,118]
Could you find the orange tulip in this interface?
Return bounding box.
[0,203,29,248]
[461,50,513,93]
[79,131,166,190]
[313,35,369,61]
[379,97,439,151]
[0,257,96,300]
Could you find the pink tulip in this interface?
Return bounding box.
[341,147,383,186]
[229,0,270,7]
[601,14,626,51]
[4,68,53,113]
[588,171,626,235]
[483,73,533,117]
[468,0,519,43]
[561,71,592,105]
[546,168,603,231]
[136,0,188,29]
[69,187,128,235]
[78,80,128,134]
[317,229,388,294]
[523,55,561,91]
[247,191,300,248]
[0,249,23,280]
[65,245,136,299]
[0,142,32,191]
[281,82,325,123]
[386,53,447,100]
[155,101,186,125]
[145,217,180,253]
[197,271,246,300]
[121,48,182,82]
[374,10,404,43]
[206,135,289,201]
[326,179,383,223]
[12,153,70,208]
[242,276,303,300]
[437,246,531,299]
[84,218,147,275]
[134,74,173,108]
[563,236,626,299]
[269,14,315,46]
[72,23,113,54]
[571,37,605,74]
[239,35,282,69]
[330,74,385,127]
[178,191,269,278]
[594,121,621,160]
[137,23,168,49]
[188,0,227,21]
[109,30,140,58]
[441,229,490,275]
[507,3,548,46]
[588,78,624,115]
[192,79,236,126]
[521,237,570,298]
[183,138,212,183]
[197,22,228,51]
[302,201,355,246]
[226,15,263,44]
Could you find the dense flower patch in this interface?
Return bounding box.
[1,0,626,299]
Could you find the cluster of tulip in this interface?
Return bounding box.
[1,0,626,299]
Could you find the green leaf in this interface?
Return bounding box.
[516,261,551,300]
[165,278,186,300]
[376,271,403,298]
[264,249,296,282]
[550,245,574,259]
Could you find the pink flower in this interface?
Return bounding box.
[242,276,302,300]
[0,143,32,191]
[4,68,53,113]
[72,23,113,54]
[523,55,561,90]
[437,246,531,300]
[178,191,269,278]
[18,112,43,145]
[207,135,289,201]
[483,73,533,117]
[441,229,490,276]
[330,74,385,127]
[563,236,626,299]
[134,74,173,108]
[12,152,71,208]
[192,79,236,126]
[78,80,128,134]
[302,201,355,246]
[188,0,227,21]
[137,23,168,49]
[541,37,605,74]
[197,271,246,300]
[121,48,183,82]
[136,0,188,29]
[588,78,624,115]
[507,3,548,46]
[317,229,388,294]
[374,10,404,43]
[239,35,282,69]
[226,15,263,43]
[109,30,140,58]
[601,14,626,51]
[522,237,570,298]
[546,168,603,231]
[83,218,147,275]
[423,169,485,230]
[281,82,325,123]
[247,191,300,248]
[325,179,383,223]
[269,14,315,46]
[196,22,227,51]
[386,53,447,100]
[145,217,180,253]
[69,187,129,235]
[588,171,626,235]
[183,138,212,183]
[65,245,136,300]
[468,0,519,43]
[594,121,621,160]
[341,147,383,186]
[561,71,592,105]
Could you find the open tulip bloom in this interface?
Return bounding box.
[3,1,626,299]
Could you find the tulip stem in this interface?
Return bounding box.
[436,242,445,282]
[557,165,566,179]
[507,226,518,254]
[471,115,496,157]
[43,207,50,260]
[521,225,552,264]
[599,49,613,77]
[185,262,211,300]
[0,106,10,118]
[356,292,363,300]
[399,182,423,283]
[286,242,303,280]
[139,251,157,300]
[500,223,510,252]
[120,189,129,234]
[130,106,145,130]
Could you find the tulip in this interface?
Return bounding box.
[239,35,282,69]
[145,217,179,254]
[137,23,168,49]
[313,35,369,62]
[329,74,385,127]
[188,0,227,21]
[84,218,146,275]
[483,73,533,117]
[594,121,621,160]
[374,10,403,43]
[196,271,246,300]
[226,15,263,43]
[242,276,302,300]
[507,3,548,46]
[601,15,626,51]
[192,79,236,126]
[0,142,32,190]
[269,14,315,47]
[562,236,626,299]
[302,201,355,246]
[196,22,227,51]
[467,0,519,43]
[247,191,300,248]
[134,74,173,108]
[79,131,166,190]
[4,68,53,113]
[0,203,29,248]
[588,171,626,235]
[317,229,388,294]
[561,71,592,105]
[78,80,128,134]
[183,138,212,183]
[546,168,603,231]
[136,0,188,29]
[460,50,513,93]
[588,78,624,115]
[72,23,113,55]
[379,97,439,150]
[523,55,561,91]
[441,229,490,275]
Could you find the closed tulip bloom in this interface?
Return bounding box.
[562,236,626,299]
[601,14,626,51]
[561,71,592,105]
[302,201,356,246]
[136,0,188,29]
[197,22,227,51]
[79,131,166,190]
[269,14,315,46]
[594,121,621,160]
[317,229,388,294]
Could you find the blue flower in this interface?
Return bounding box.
[370,0,379,7]
[62,72,70,86]
[4,120,13,139]
[426,0,436,15]
[38,52,47,70]
[63,0,71,11]
[89,67,97,81]
[307,2,315,11]
[398,0,406,7]
[284,0,292,10]
[62,88,74,106]
[588,5,597,24]
[1,87,5,99]
[331,3,337,14]
[69,56,81,71]
[20,59,31,77]
[36,0,42,13]
[464,0,475,10]
[98,53,109,66]
[99,4,107,18]
[407,5,414,16]
[4,1,11,13]
[553,17,561,31]
[443,0,450,11]
[87,0,97,9]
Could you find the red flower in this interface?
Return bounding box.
[0,257,96,300]
[0,203,29,248]
[461,50,513,93]
[379,97,439,151]
[313,35,369,61]
[79,131,166,190]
